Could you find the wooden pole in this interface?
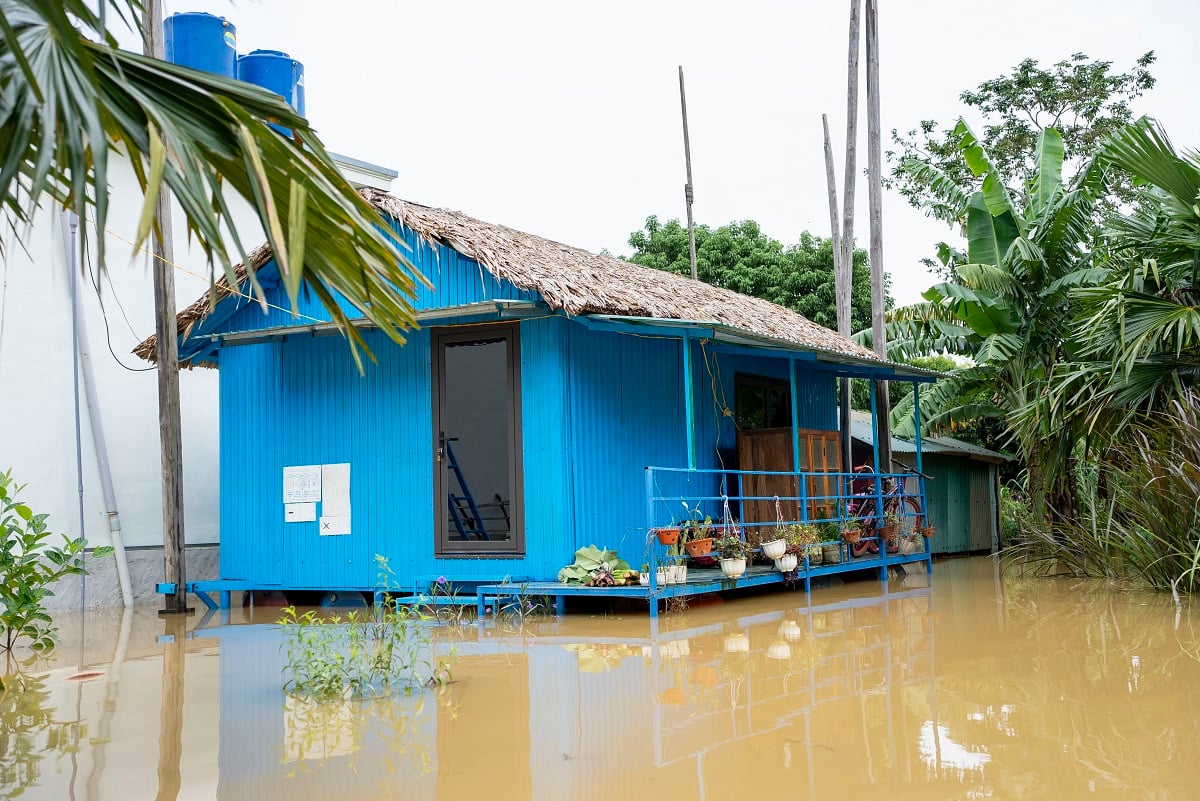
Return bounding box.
[823,114,855,478]
[143,0,190,615]
[678,65,698,282]
[839,0,861,317]
[866,0,892,473]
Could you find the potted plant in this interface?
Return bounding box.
[680,502,715,558]
[715,533,750,579]
[818,519,843,564]
[654,525,680,546]
[761,497,788,560]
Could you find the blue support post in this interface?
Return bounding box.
[681,334,696,470]
[913,382,933,574]
[869,381,888,582]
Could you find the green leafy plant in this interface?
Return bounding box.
[715,533,752,561]
[0,469,111,654]
[556,546,630,585]
[783,523,820,555]
[279,556,451,700]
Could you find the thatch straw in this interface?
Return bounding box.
[135,189,890,368]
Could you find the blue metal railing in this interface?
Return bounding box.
[642,465,929,593]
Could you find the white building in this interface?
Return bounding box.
[0,123,395,609]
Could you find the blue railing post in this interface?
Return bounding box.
[645,467,658,596]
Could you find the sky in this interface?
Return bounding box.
[145,0,1200,305]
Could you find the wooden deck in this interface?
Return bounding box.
[477,548,932,619]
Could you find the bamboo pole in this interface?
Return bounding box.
[679,66,698,282]
[143,0,190,615]
[823,114,855,477]
[839,0,861,316]
[866,0,892,472]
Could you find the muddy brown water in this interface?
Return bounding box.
[4,556,1200,800]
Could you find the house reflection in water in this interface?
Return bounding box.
[210,576,962,801]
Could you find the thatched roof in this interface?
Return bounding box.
[134,188,895,369]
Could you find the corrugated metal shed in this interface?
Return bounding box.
[849,413,1008,554]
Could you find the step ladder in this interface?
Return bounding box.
[444,439,491,541]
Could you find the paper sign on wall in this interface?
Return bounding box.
[283,465,321,503]
[319,515,351,536]
[321,463,351,517]
[284,502,316,523]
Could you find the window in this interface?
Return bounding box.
[735,374,792,430]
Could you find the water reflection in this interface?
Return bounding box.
[5,558,1200,800]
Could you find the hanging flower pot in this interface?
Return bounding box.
[719,557,747,579]
[684,537,714,558]
[774,553,798,572]
[843,526,862,544]
[920,525,936,539]
[761,538,787,560]
[655,527,680,546]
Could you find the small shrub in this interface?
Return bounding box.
[0,469,110,654]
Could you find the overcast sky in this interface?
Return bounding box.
[150,0,1199,305]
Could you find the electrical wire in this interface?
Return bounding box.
[82,240,155,372]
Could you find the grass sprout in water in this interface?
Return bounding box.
[279,557,453,701]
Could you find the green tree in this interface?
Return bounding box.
[1039,121,1200,438]
[870,122,1104,522]
[1,0,426,366]
[626,216,880,331]
[889,52,1155,276]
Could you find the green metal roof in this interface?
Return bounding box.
[849,417,1010,463]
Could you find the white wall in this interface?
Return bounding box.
[0,156,263,549]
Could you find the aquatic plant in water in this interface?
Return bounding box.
[279,556,452,700]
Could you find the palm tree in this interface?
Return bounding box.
[1,0,426,364]
[861,120,1106,520]
[1040,121,1200,438]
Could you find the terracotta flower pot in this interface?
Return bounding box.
[684,537,714,557]
[920,525,936,539]
[843,527,862,544]
[655,527,680,545]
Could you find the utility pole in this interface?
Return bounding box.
[865,0,893,472]
[143,0,190,615]
[678,66,698,282]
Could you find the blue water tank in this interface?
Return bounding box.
[237,49,306,116]
[163,12,237,78]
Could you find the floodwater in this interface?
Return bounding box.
[5,557,1200,801]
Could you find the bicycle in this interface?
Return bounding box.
[846,462,926,558]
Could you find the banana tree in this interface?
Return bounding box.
[862,119,1107,518]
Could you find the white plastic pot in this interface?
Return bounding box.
[719,557,747,579]
[656,568,670,586]
[774,554,798,572]
[761,538,787,560]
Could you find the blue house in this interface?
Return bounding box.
[138,190,935,607]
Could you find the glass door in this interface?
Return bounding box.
[432,324,523,555]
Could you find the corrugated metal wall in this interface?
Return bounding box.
[565,327,686,560]
[218,315,572,589]
[923,454,996,554]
